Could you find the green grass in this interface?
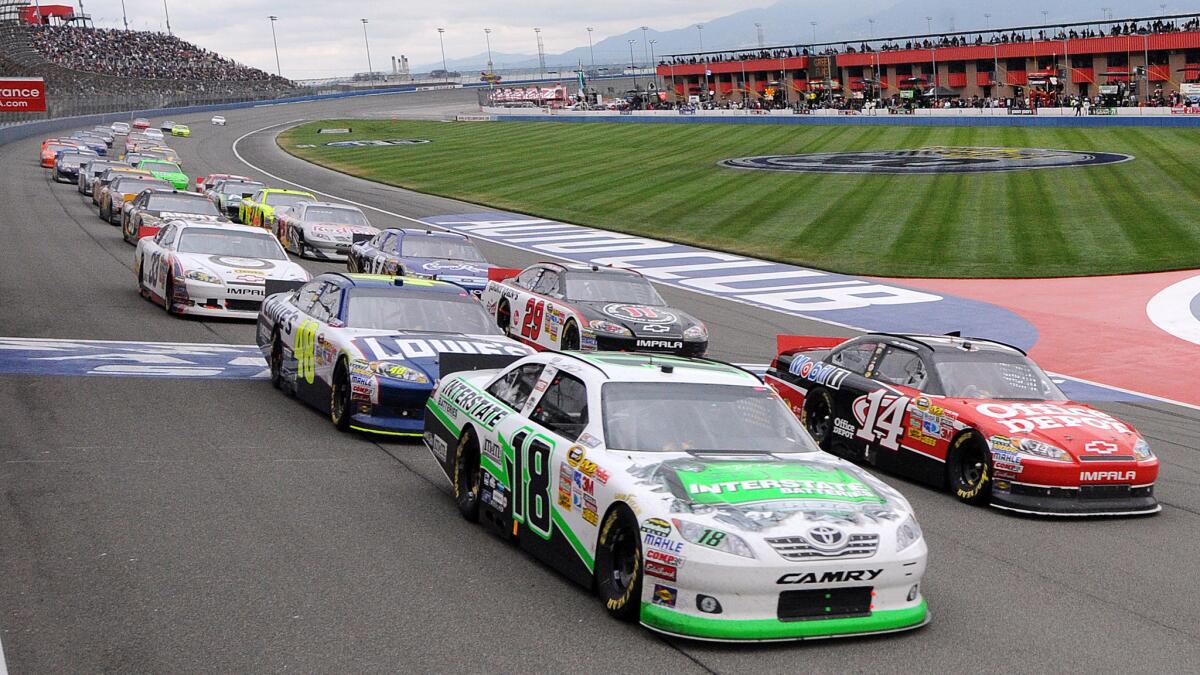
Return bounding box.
[279,120,1200,278]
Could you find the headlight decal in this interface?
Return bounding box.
[671,518,755,559]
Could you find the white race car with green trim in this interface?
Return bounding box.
[423,351,930,641]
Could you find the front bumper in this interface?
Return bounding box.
[595,334,708,357]
[348,382,434,436]
[54,168,79,183]
[169,280,265,319]
[641,599,928,642]
[991,481,1160,516]
[300,239,352,261]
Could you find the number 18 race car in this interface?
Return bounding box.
[480,263,708,355]
[765,333,1160,516]
[256,273,534,436]
[424,351,929,641]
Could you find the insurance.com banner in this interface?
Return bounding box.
[0,77,47,112]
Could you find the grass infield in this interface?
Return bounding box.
[279,119,1200,278]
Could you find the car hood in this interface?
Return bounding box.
[177,253,307,284]
[301,222,379,242]
[626,453,911,530]
[347,332,534,383]
[401,258,491,278]
[955,399,1142,459]
[574,300,701,338]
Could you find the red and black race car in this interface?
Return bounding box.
[765,332,1159,516]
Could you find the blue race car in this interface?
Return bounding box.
[347,228,494,295]
[256,272,533,437]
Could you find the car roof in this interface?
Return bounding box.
[864,332,1027,357]
[535,261,643,278]
[317,272,470,293]
[169,219,258,232]
[263,188,315,196]
[303,201,362,211]
[541,352,762,385]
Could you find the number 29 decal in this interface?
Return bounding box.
[853,390,911,451]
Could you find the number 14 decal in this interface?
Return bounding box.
[852,390,911,451]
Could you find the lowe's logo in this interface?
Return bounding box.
[777,569,882,585]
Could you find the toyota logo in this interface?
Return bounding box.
[807,526,846,550]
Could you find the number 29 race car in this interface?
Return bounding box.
[424,351,929,641]
[256,273,534,437]
[765,333,1160,516]
[480,263,708,355]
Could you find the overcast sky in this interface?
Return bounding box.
[88,1,769,79]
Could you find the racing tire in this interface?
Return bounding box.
[947,431,992,506]
[594,505,643,623]
[561,322,581,351]
[135,261,147,298]
[99,200,110,222]
[496,300,512,333]
[163,276,176,315]
[269,332,286,392]
[330,360,353,432]
[452,428,483,523]
[802,388,837,450]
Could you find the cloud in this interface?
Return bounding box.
[96,1,768,79]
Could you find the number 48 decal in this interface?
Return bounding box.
[852,390,911,451]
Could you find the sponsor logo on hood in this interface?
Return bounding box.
[674,462,883,506]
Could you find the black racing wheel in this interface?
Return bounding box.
[948,431,992,506]
[330,361,352,431]
[452,428,483,522]
[561,322,580,351]
[803,387,836,449]
[594,506,643,622]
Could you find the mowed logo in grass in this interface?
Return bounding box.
[323,139,432,148]
[719,147,1133,175]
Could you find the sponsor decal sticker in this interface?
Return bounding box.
[720,147,1134,175]
[674,463,883,505]
[652,584,677,607]
[640,517,672,538]
[777,569,883,585]
[974,402,1131,435]
[643,533,684,553]
[1080,470,1135,481]
[602,304,677,324]
[645,560,677,582]
[424,431,448,461]
[787,355,851,390]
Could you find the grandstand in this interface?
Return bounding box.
[0,0,296,122]
[658,12,1200,110]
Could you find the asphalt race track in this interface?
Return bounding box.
[2,89,1199,672]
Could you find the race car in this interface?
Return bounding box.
[423,351,929,641]
[77,159,127,196]
[211,115,226,126]
[765,333,1160,517]
[137,220,309,319]
[88,126,115,147]
[111,121,131,135]
[68,133,108,156]
[40,140,85,168]
[92,168,154,209]
[52,149,98,184]
[347,228,493,295]
[240,188,316,230]
[134,160,188,190]
[132,117,150,130]
[171,124,191,138]
[207,179,266,220]
[274,201,378,260]
[143,128,165,142]
[136,148,181,165]
[255,273,534,436]
[196,172,250,193]
[121,188,226,241]
[160,120,176,132]
[480,263,708,355]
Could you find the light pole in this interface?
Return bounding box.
[810,21,817,45]
[756,22,765,48]
[925,16,932,34]
[534,27,546,79]
[649,39,657,66]
[640,26,649,68]
[628,39,638,90]
[484,28,494,76]
[162,0,171,35]
[120,0,128,30]
[360,19,373,82]
[1041,10,1048,25]
[268,15,281,76]
[868,18,875,39]
[437,28,447,76]
[696,23,704,51]
[985,13,991,30]
[586,27,595,69]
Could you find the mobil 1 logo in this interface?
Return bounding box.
[719,147,1133,175]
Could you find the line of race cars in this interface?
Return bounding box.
[38,117,1162,643]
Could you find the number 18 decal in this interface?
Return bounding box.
[853,390,911,451]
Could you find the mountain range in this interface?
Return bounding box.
[417,0,1184,73]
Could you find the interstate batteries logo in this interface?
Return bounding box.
[719,147,1134,175]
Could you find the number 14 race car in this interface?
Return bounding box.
[765,333,1160,516]
[425,351,928,641]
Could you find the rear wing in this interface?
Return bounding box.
[487,267,522,283]
[439,352,523,377]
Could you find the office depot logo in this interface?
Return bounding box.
[0,77,46,112]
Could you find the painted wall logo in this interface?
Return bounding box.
[1147,274,1200,347]
[323,139,431,148]
[0,338,267,378]
[719,147,1134,175]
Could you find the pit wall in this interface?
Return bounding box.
[481,105,1200,127]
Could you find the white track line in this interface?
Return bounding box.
[231,120,1200,414]
[1,629,9,675]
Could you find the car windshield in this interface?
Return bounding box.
[145,194,220,215]
[88,162,122,175]
[142,161,181,173]
[345,290,502,333]
[602,382,818,453]
[400,236,485,261]
[222,182,264,196]
[113,178,171,193]
[265,193,312,207]
[59,154,91,167]
[934,355,1066,401]
[303,206,370,226]
[565,274,665,304]
[176,228,286,259]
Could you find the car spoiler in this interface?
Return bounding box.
[264,280,304,298]
[775,335,850,355]
[439,352,523,377]
[487,267,521,283]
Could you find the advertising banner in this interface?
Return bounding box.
[0,77,46,112]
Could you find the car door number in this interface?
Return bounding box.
[294,319,319,384]
[521,299,545,341]
[507,430,552,538]
[853,389,911,451]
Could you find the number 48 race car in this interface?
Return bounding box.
[765,333,1160,516]
[424,351,929,641]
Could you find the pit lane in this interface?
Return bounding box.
[1,89,1198,671]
